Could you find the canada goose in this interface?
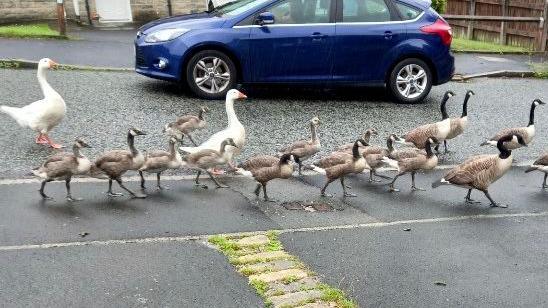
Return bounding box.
[184,138,238,188]
[279,116,321,175]
[32,139,91,201]
[433,134,526,207]
[437,90,474,153]
[180,90,247,173]
[139,137,183,190]
[525,152,548,189]
[397,91,455,150]
[313,139,368,197]
[383,137,439,192]
[336,128,378,154]
[164,106,209,145]
[1,58,65,148]
[238,153,299,202]
[94,128,147,198]
[481,99,545,149]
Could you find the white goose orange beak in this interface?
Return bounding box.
[237,91,247,99]
[48,60,59,69]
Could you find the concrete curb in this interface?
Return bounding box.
[452,70,535,81]
[0,58,132,72]
[1,58,539,80]
[452,50,548,56]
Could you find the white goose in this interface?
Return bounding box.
[180,89,247,171]
[1,58,66,148]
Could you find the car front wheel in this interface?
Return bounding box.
[185,50,237,99]
[388,58,433,104]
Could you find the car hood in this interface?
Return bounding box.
[139,13,226,33]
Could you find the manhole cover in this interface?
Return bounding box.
[282,202,304,210]
[310,202,333,212]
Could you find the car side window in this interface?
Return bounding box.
[268,0,331,24]
[342,0,392,22]
[394,1,421,20]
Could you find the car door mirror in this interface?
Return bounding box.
[256,12,275,25]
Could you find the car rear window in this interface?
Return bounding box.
[394,1,421,20]
[342,0,392,22]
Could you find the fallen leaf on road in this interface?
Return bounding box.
[403,228,411,231]
[79,232,90,238]
[434,281,447,286]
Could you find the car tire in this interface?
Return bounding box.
[185,50,237,100]
[387,58,433,104]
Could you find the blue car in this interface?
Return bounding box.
[135,0,454,103]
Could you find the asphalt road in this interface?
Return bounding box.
[0,69,547,178]
[0,169,546,307]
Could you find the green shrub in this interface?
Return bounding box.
[431,0,447,14]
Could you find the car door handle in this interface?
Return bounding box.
[311,32,328,40]
[384,31,394,40]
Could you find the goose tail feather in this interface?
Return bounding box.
[1,105,28,127]
[432,178,450,189]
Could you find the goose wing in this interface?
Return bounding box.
[95,150,133,175]
[388,148,425,161]
[533,152,548,166]
[397,154,428,172]
[239,155,278,170]
[444,155,497,187]
[279,140,309,153]
[141,151,171,171]
[489,127,527,141]
[316,152,352,168]
[404,123,438,148]
[185,149,222,167]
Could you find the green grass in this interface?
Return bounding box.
[249,279,269,298]
[451,37,529,53]
[317,284,357,308]
[0,23,66,39]
[532,63,548,79]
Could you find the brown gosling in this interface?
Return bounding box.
[32,139,91,201]
[164,106,209,145]
[138,137,183,190]
[480,99,545,149]
[313,139,368,198]
[238,153,299,202]
[94,128,148,199]
[278,116,321,175]
[183,138,238,189]
[433,134,526,208]
[383,137,439,192]
[396,91,454,151]
[336,128,378,154]
[524,152,548,189]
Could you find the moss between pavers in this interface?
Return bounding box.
[208,232,357,308]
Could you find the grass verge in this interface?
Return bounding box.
[208,232,357,308]
[0,23,67,39]
[451,37,529,53]
[531,63,548,79]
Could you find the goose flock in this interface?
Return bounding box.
[1,58,546,208]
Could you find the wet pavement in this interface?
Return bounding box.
[0,69,546,178]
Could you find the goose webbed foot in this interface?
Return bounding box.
[389,186,400,192]
[465,198,481,204]
[490,202,508,208]
[411,186,426,191]
[66,195,83,202]
[343,192,357,198]
[216,184,230,189]
[321,192,333,198]
[40,194,54,200]
[195,183,209,189]
[131,193,148,199]
[107,192,124,197]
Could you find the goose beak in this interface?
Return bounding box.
[237,92,247,100]
[48,60,59,69]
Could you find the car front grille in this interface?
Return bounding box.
[135,46,145,67]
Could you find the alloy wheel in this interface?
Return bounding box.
[192,56,231,94]
[396,64,428,99]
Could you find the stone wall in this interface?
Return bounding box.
[0,0,207,25]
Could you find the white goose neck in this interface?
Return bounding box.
[226,98,241,127]
[37,67,58,98]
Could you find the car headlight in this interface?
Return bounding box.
[144,28,190,43]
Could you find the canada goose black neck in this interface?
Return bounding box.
[352,139,366,159]
[440,91,453,120]
[386,136,395,152]
[462,90,473,117]
[127,132,138,156]
[219,140,230,155]
[198,108,205,120]
[497,136,513,159]
[424,140,434,157]
[279,153,292,165]
[528,100,539,126]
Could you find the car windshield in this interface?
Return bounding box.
[210,0,271,16]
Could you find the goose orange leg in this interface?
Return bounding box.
[35,133,48,144]
[43,134,63,149]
